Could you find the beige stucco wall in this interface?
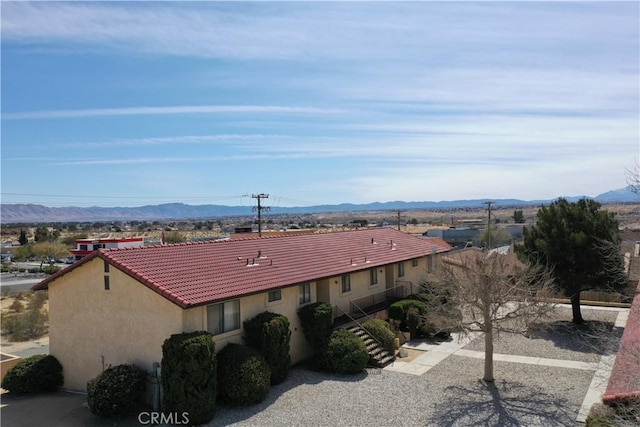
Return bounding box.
[48,258,184,391]
[319,266,385,314]
[184,283,317,365]
[319,256,433,314]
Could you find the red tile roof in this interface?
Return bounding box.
[602,280,640,405]
[34,228,450,308]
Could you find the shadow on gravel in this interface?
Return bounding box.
[430,380,576,427]
[528,320,623,356]
[1,390,143,427]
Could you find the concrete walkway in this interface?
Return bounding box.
[384,305,630,423]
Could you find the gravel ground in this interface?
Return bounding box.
[211,356,593,427]
[209,306,624,427]
[463,307,621,363]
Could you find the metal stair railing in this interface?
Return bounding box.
[334,305,395,366]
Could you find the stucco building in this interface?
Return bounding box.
[34,228,450,391]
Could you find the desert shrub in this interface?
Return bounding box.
[588,399,640,426]
[27,268,39,274]
[1,354,63,394]
[27,291,48,310]
[1,307,48,341]
[87,364,146,417]
[217,343,271,406]
[297,302,333,352]
[361,319,396,354]
[323,329,369,375]
[161,331,216,425]
[9,299,24,312]
[243,311,291,385]
[41,265,61,275]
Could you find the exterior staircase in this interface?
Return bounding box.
[347,325,395,368]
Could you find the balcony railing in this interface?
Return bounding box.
[348,282,411,319]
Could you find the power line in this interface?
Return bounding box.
[484,201,494,250]
[252,193,270,237]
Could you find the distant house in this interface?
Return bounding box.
[34,228,450,391]
[69,237,144,260]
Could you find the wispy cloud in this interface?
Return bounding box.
[4,1,636,63]
[59,134,291,148]
[2,105,343,120]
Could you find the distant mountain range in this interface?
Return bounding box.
[1,188,637,223]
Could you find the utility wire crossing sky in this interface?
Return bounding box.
[1,1,639,208]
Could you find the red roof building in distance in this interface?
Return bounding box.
[38,228,451,308]
[69,237,144,261]
[602,280,640,405]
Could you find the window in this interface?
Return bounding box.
[104,260,109,273]
[268,289,281,302]
[341,274,351,293]
[299,283,311,304]
[428,255,437,273]
[103,276,110,290]
[412,258,419,267]
[370,268,378,286]
[79,244,88,251]
[207,300,240,335]
[398,262,405,277]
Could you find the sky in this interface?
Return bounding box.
[1,1,639,208]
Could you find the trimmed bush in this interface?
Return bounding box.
[323,329,369,375]
[388,299,428,330]
[243,311,291,385]
[1,354,63,394]
[407,307,420,340]
[87,364,146,417]
[361,319,396,354]
[41,265,61,275]
[297,302,333,352]
[161,331,216,426]
[217,343,271,406]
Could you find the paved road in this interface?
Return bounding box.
[0,275,47,292]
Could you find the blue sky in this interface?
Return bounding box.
[1,1,639,208]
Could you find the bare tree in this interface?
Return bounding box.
[626,160,640,196]
[429,249,556,382]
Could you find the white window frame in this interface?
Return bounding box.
[370,268,378,286]
[207,300,240,336]
[268,289,282,302]
[341,274,351,293]
[299,283,311,305]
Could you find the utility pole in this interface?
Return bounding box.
[252,193,270,237]
[484,201,494,250]
[397,210,404,231]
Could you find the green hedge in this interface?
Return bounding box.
[243,311,291,385]
[361,319,396,354]
[297,302,333,352]
[217,343,271,406]
[161,331,216,425]
[323,329,369,375]
[388,299,428,329]
[1,354,63,394]
[87,364,146,417]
